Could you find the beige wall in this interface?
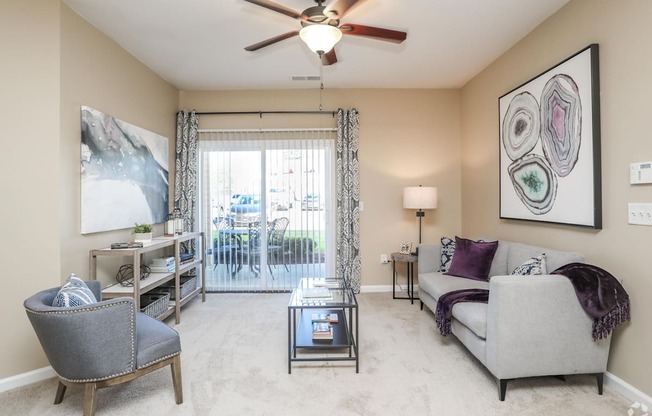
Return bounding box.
[461,0,652,396]
[0,3,178,379]
[59,4,178,285]
[0,0,61,379]
[180,88,462,286]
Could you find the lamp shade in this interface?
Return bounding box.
[299,24,342,54]
[403,186,438,210]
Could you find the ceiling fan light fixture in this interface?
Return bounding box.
[299,24,342,55]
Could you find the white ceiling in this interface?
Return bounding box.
[62,0,570,91]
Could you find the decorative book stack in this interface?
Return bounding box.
[149,256,176,273]
[311,312,338,323]
[301,287,333,302]
[312,322,333,340]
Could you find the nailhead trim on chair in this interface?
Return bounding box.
[26,299,136,383]
[137,352,181,370]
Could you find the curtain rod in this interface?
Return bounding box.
[181,110,337,118]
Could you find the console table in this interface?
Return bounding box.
[89,232,206,324]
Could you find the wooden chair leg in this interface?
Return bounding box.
[54,380,67,404]
[83,382,98,416]
[171,355,183,404]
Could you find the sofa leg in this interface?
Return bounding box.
[595,373,604,395]
[419,301,424,310]
[498,379,509,401]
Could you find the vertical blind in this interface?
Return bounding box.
[198,129,336,292]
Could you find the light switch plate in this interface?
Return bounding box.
[628,203,652,225]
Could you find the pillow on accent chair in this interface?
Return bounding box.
[511,254,547,276]
[444,237,499,281]
[438,237,456,272]
[52,274,98,307]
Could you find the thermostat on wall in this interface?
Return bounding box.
[630,162,652,184]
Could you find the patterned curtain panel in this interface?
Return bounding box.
[174,110,199,233]
[336,108,361,293]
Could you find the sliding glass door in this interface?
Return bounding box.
[199,130,336,292]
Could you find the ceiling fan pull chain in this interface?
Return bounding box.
[319,57,324,111]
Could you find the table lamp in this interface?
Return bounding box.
[403,185,438,246]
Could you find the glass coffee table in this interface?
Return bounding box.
[287,277,359,374]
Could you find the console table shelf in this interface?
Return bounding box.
[89,232,206,325]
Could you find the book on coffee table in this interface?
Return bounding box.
[311,312,338,323]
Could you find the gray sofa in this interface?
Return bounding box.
[418,239,612,400]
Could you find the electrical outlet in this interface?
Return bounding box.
[380,254,389,264]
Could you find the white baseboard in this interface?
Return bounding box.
[605,371,651,410]
[0,366,55,394]
[360,284,420,293]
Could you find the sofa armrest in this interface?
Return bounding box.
[417,243,441,274]
[485,275,611,380]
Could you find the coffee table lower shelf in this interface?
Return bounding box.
[288,308,358,374]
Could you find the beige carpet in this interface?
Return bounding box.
[0,292,631,415]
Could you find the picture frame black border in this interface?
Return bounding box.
[498,43,602,229]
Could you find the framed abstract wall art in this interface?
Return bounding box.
[499,44,601,229]
[80,106,169,234]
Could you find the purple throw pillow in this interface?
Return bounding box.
[444,237,499,281]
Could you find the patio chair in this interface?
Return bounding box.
[23,280,182,416]
[268,216,290,272]
[212,216,241,275]
[239,219,277,279]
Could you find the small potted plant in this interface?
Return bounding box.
[133,223,153,243]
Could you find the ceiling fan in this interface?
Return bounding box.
[243,0,407,65]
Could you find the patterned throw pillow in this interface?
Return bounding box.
[511,254,547,276]
[438,237,456,272]
[52,274,98,307]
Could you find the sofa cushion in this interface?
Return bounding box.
[507,242,583,274]
[445,237,498,281]
[418,272,489,302]
[52,274,98,307]
[511,254,547,275]
[451,303,488,339]
[478,237,509,277]
[438,236,456,272]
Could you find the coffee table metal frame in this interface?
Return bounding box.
[288,278,359,374]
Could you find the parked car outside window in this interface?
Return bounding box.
[229,194,261,226]
[301,194,324,210]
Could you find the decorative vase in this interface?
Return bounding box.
[134,232,152,243]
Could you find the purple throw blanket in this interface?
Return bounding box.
[435,289,489,336]
[552,262,630,340]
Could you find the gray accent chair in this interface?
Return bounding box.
[24,280,183,416]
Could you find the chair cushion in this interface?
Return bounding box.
[52,274,97,307]
[135,313,181,368]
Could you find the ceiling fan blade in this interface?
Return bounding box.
[244,30,300,51]
[340,23,407,43]
[321,48,338,66]
[324,0,365,19]
[243,0,305,20]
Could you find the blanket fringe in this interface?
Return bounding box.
[593,299,630,341]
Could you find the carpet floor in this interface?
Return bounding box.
[1,292,631,415]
